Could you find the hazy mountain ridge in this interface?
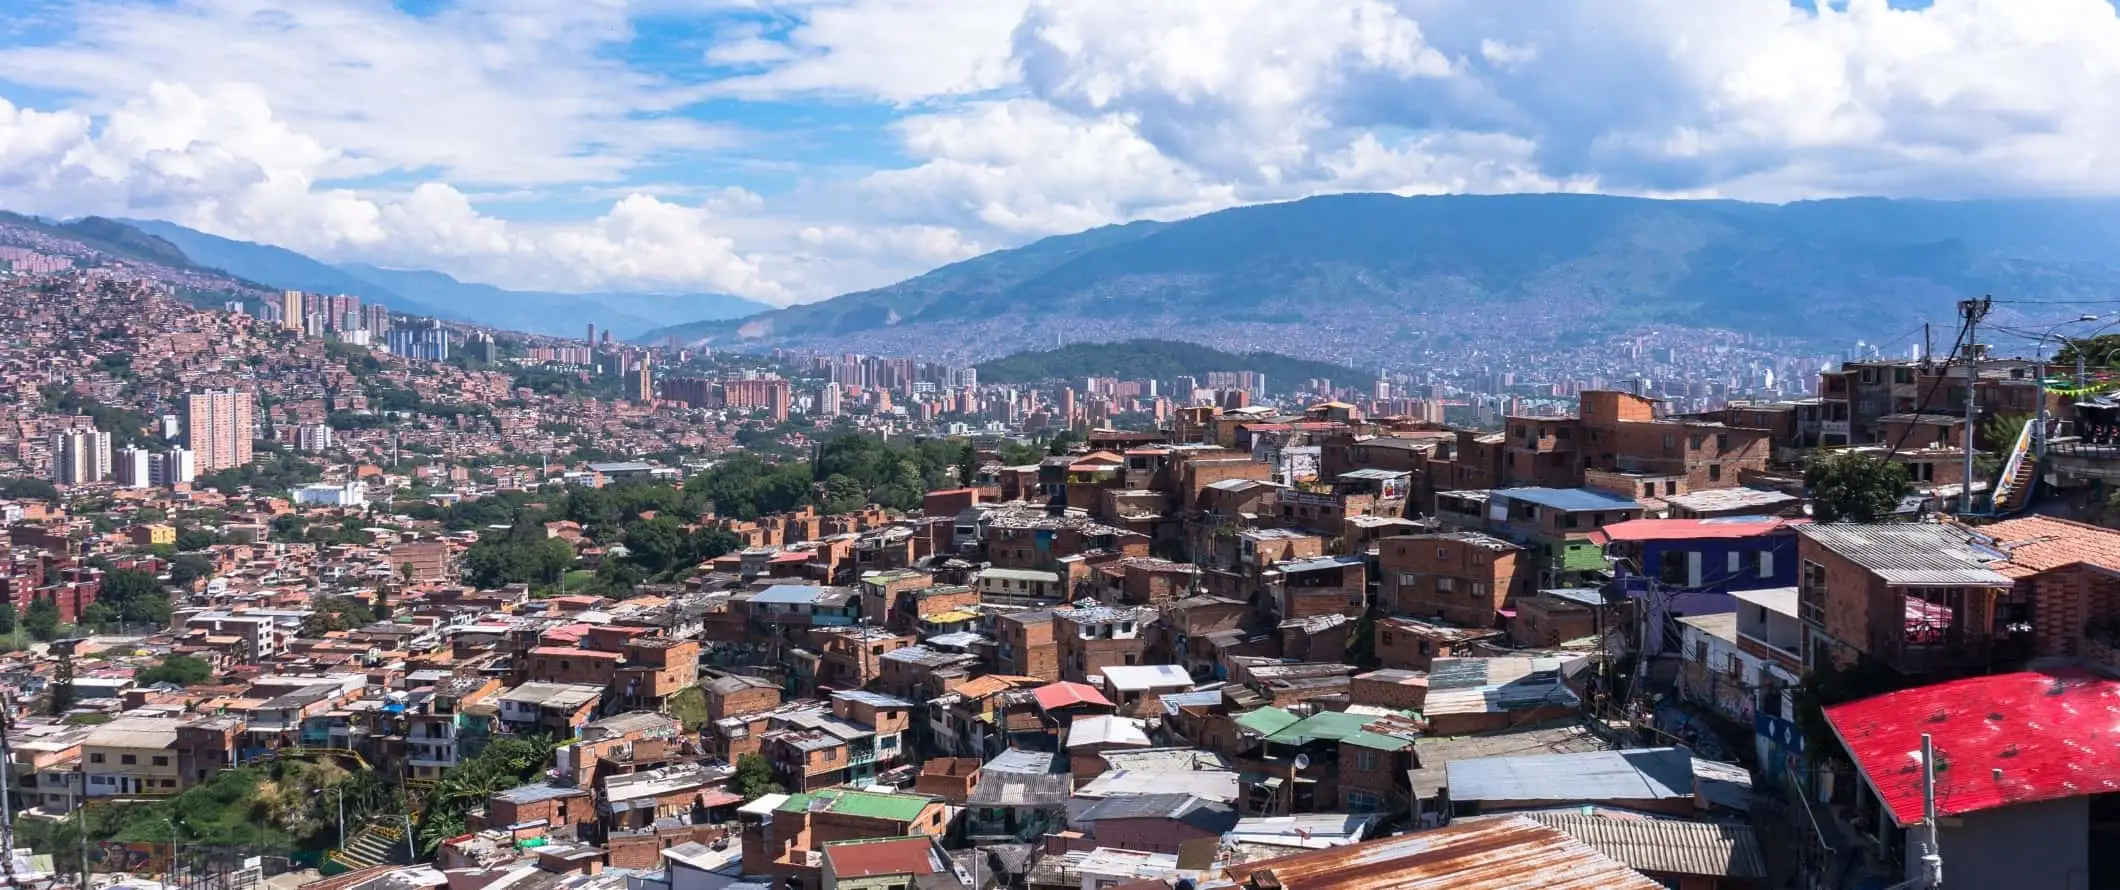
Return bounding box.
[121,219,772,338]
[637,193,2120,365]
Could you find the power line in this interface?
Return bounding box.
[1880,312,1972,465]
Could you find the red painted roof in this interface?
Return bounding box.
[529,646,620,660]
[542,623,592,643]
[1823,670,2120,826]
[1597,517,1804,542]
[822,837,941,878]
[1032,681,1114,711]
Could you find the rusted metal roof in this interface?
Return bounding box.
[1223,814,1661,889]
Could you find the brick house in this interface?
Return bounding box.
[1796,524,2016,675]
[1379,532,1526,625]
[703,675,781,722]
[995,609,1059,681]
[1053,605,1157,683]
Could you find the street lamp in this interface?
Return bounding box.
[2034,316,2102,459]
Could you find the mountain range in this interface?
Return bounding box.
[635,193,2120,368]
[120,220,771,338]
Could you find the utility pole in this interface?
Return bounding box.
[1960,296,1992,515]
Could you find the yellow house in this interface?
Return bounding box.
[128,524,177,547]
[82,717,183,798]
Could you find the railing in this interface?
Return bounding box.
[1990,417,2037,512]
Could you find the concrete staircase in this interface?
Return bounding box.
[328,821,413,872]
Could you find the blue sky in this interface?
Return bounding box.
[0,0,2117,305]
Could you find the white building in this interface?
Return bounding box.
[152,448,196,486]
[296,423,334,453]
[49,430,112,485]
[113,447,153,489]
[292,481,367,508]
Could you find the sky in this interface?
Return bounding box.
[1,0,2118,306]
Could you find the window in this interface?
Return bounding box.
[1708,464,1722,482]
[1800,560,1827,624]
[1664,481,1677,496]
[1357,750,1378,770]
[1470,582,1488,600]
[1760,551,1775,578]
[152,756,169,767]
[120,755,137,765]
[1398,571,1418,588]
[1728,552,1742,575]
[89,754,105,764]
[1381,632,1395,646]
[1716,433,1730,451]
[1436,547,1449,560]
[1435,577,1456,593]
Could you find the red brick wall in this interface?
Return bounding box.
[1379,536,1521,624]
[1350,672,1427,711]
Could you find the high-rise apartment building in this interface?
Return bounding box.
[296,423,333,453]
[386,319,450,362]
[280,290,304,332]
[631,356,654,403]
[362,303,392,334]
[49,430,112,485]
[184,389,255,472]
[819,382,843,416]
[152,448,197,486]
[113,447,153,489]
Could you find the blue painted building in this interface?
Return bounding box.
[1599,516,1804,652]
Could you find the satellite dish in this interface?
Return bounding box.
[1292,753,1311,771]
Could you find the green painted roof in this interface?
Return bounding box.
[1234,707,1301,736]
[823,789,933,822]
[1264,709,1417,748]
[776,793,816,813]
[1264,711,1375,745]
[1342,730,1418,752]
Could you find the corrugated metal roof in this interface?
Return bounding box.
[1493,487,1642,512]
[1445,747,1694,804]
[1099,664,1193,692]
[1422,656,1585,716]
[1823,668,2120,827]
[1223,814,1662,889]
[1516,813,1767,880]
[1796,524,2014,586]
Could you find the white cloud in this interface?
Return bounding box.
[9,0,2120,309]
[706,0,1029,103]
[0,0,723,186]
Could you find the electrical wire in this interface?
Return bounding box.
[1879,313,1972,465]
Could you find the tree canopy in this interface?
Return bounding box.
[1805,452,1912,523]
[135,655,213,687]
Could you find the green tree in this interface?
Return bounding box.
[94,569,174,630]
[169,554,215,589]
[732,754,785,800]
[956,443,981,487]
[623,516,687,575]
[1804,452,1912,523]
[135,655,214,686]
[45,638,74,714]
[688,527,740,565]
[302,597,377,635]
[0,600,15,636]
[0,478,60,502]
[175,526,219,551]
[23,598,60,642]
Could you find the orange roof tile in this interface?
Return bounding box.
[1972,515,2120,579]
